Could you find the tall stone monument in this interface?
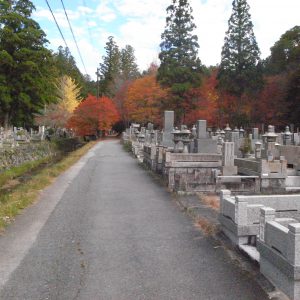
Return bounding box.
[161,111,174,147]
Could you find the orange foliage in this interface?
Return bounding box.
[67,94,119,136]
[124,74,168,126]
[184,71,219,126]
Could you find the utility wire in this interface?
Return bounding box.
[44,0,68,49]
[60,0,88,74]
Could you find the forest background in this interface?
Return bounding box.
[0,0,299,137]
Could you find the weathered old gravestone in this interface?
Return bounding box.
[194,120,217,153]
[161,111,174,147]
[222,142,237,175]
[252,128,259,140]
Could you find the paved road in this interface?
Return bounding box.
[0,140,268,300]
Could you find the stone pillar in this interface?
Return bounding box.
[259,207,275,242]
[234,196,248,226]
[252,128,259,140]
[220,189,231,215]
[196,120,207,139]
[162,111,174,147]
[287,223,300,265]
[147,122,154,131]
[255,141,262,159]
[222,142,237,175]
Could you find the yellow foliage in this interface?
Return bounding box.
[58,76,82,113]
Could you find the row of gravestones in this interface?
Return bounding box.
[127,111,300,157]
[0,126,46,148]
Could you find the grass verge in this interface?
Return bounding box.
[0,156,55,188]
[0,141,97,231]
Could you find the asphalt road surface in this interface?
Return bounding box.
[0,140,268,300]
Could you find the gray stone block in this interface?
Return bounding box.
[194,138,217,153]
[196,120,207,139]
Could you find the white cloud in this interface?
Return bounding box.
[87,21,97,27]
[95,1,117,22]
[249,0,300,58]
[114,0,169,18]
[33,8,80,29]
[78,6,94,15]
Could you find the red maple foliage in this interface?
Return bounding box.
[254,75,288,125]
[67,94,120,136]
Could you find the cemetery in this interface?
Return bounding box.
[0,126,53,171]
[122,110,300,299]
[0,126,83,173]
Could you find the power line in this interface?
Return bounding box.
[44,0,68,49]
[60,0,88,74]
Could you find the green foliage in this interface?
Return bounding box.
[264,26,300,75]
[217,0,263,99]
[0,0,57,128]
[120,45,140,81]
[99,37,140,98]
[239,136,252,155]
[157,0,202,121]
[99,36,121,97]
[52,137,85,153]
[53,46,95,98]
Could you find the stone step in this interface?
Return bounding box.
[239,244,260,262]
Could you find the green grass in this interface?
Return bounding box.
[0,141,97,231]
[0,156,54,188]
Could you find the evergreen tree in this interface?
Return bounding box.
[0,0,57,128]
[264,26,300,75]
[120,45,140,81]
[157,0,202,121]
[54,46,84,87]
[99,36,120,97]
[217,0,263,124]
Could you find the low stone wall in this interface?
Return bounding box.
[0,142,55,172]
[219,190,300,246]
[162,152,222,192]
[280,145,300,170]
[258,208,300,300]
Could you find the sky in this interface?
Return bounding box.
[31,0,300,80]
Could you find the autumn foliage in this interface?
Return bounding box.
[124,74,168,126]
[67,95,119,136]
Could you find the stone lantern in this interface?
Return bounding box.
[220,130,226,140]
[180,127,192,154]
[224,124,232,141]
[171,127,181,153]
[239,127,245,138]
[283,126,292,145]
[262,125,278,161]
